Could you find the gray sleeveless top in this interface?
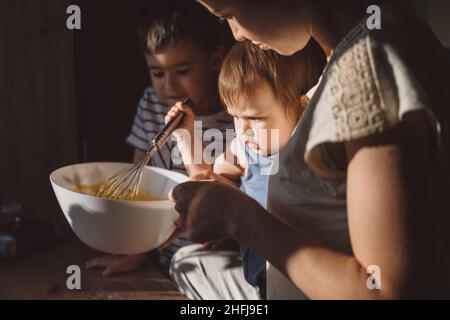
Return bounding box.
[267,8,450,299]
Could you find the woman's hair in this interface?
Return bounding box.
[219,40,327,125]
[136,0,231,54]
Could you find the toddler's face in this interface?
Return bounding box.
[145,41,220,110]
[227,82,297,156]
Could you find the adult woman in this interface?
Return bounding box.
[170,0,450,299]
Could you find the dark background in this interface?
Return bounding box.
[73,0,149,164]
[1,0,151,235]
[0,0,449,237]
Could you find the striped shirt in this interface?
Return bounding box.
[126,87,235,174]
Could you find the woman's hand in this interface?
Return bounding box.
[160,172,240,248]
[85,254,147,277]
[165,101,196,141]
[169,180,265,244]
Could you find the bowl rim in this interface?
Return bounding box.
[49,161,188,204]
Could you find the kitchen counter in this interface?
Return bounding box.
[0,239,186,300]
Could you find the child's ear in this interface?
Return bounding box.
[210,45,227,72]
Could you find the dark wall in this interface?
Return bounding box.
[74,0,149,164]
[0,0,78,235]
[427,0,450,47]
[0,0,150,236]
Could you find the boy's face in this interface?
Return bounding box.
[145,41,220,110]
[227,81,297,156]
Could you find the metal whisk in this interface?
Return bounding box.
[95,98,192,200]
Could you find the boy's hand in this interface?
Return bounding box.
[85,253,147,277]
[165,101,196,140]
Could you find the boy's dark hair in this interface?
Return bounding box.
[136,0,226,54]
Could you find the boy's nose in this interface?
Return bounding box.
[164,74,179,90]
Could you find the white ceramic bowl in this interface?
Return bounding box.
[50,162,188,254]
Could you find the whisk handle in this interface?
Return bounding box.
[153,112,184,148]
[152,98,193,149]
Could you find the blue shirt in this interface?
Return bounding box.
[238,138,277,286]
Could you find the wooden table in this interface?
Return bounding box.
[0,239,186,300]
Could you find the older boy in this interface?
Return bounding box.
[86,0,234,277]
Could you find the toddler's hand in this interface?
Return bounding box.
[85,253,147,277]
[165,101,196,140]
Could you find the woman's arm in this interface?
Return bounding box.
[171,113,435,299]
[240,135,410,299]
[243,112,435,299]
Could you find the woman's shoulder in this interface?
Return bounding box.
[319,15,448,137]
[304,16,450,179]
